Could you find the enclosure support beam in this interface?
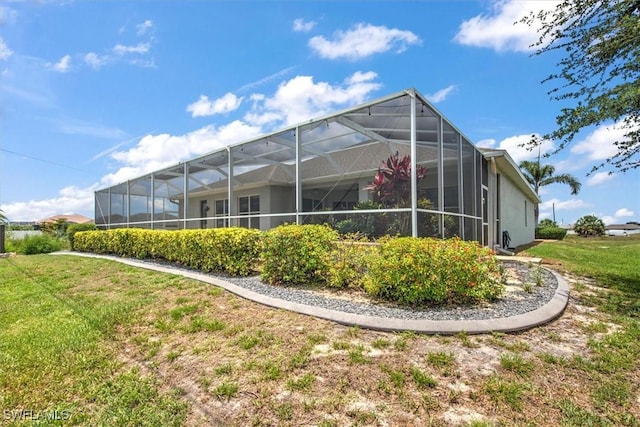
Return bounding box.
[107,187,111,229]
[295,126,302,225]
[458,134,464,238]
[126,180,131,228]
[183,163,188,229]
[227,147,234,227]
[438,117,444,238]
[151,173,155,230]
[409,90,418,238]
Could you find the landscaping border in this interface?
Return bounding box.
[54,251,570,334]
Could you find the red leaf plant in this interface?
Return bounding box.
[363,152,427,208]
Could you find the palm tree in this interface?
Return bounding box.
[0,209,7,224]
[519,160,581,225]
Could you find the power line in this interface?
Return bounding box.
[0,148,89,173]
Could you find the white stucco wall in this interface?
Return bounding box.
[498,174,536,249]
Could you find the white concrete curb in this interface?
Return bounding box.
[54,251,570,335]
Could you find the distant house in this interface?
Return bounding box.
[605,223,640,236]
[39,214,93,225]
[94,88,540,250]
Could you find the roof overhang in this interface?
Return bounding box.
[481,150,541,203]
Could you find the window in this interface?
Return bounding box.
[200,200,209,229]
[239,195,260,229]
[215,199,228,228]
[303,198,323,212]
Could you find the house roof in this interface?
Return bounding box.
[605,223,640,230]
[480,149,541,203]
[39,214,93,224]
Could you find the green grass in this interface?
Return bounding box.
[213,381,239,399]
[425,351,455,368]
[0,255,189,425]
[499,353,534,377]
[524,235,640,425]
[410,366,437,389]
[286,373,315,392]
[2,235,639,425]
[484,376,529,411]
[524,234,640,317]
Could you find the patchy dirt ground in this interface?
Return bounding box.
[111,264,638,426]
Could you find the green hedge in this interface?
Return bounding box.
[74,225,507,307]
[67,223,98,250]
[260,224,338,286]
[363,237,505,305]
[73,228,260,276]
[535,227,567,240]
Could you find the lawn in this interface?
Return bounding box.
[1,236,638,426]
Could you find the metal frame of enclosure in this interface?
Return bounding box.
[95,88,507,245]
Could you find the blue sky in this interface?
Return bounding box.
[1,0,638,225]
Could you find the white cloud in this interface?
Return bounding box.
[345,70,378,85]
[615,208,634,218]
[586,171,615,186]
[539,198,590,220]
[0,38,13,61]
[244,71,382,127]
[106,121,263,185]
[186,93,243,117]
[487,134,554,164]
[5,71,381,221]
[293,18,316,33]
[113,42,150,55]
[571,120,636,161]
[426,85,456,103]
[49,54,71,72]
[454,0,559,52]
[84,41,153,69]
[84,52,108,69]
[308,23,421,60]
[136,20,153,36]
[601,208,635,225]
[476,138,496,148]
[1,185,99,222]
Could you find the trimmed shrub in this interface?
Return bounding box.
[535,227,567,240]
[364,237,504,306]
[538,219,557,228]
[73,227,260,276]
[67,223,97,250]
[327,237,376,289]
[260,224,338,286]
[19,234,62,255]
[574,215,605,237]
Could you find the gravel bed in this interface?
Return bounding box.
[136,258,559,322]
